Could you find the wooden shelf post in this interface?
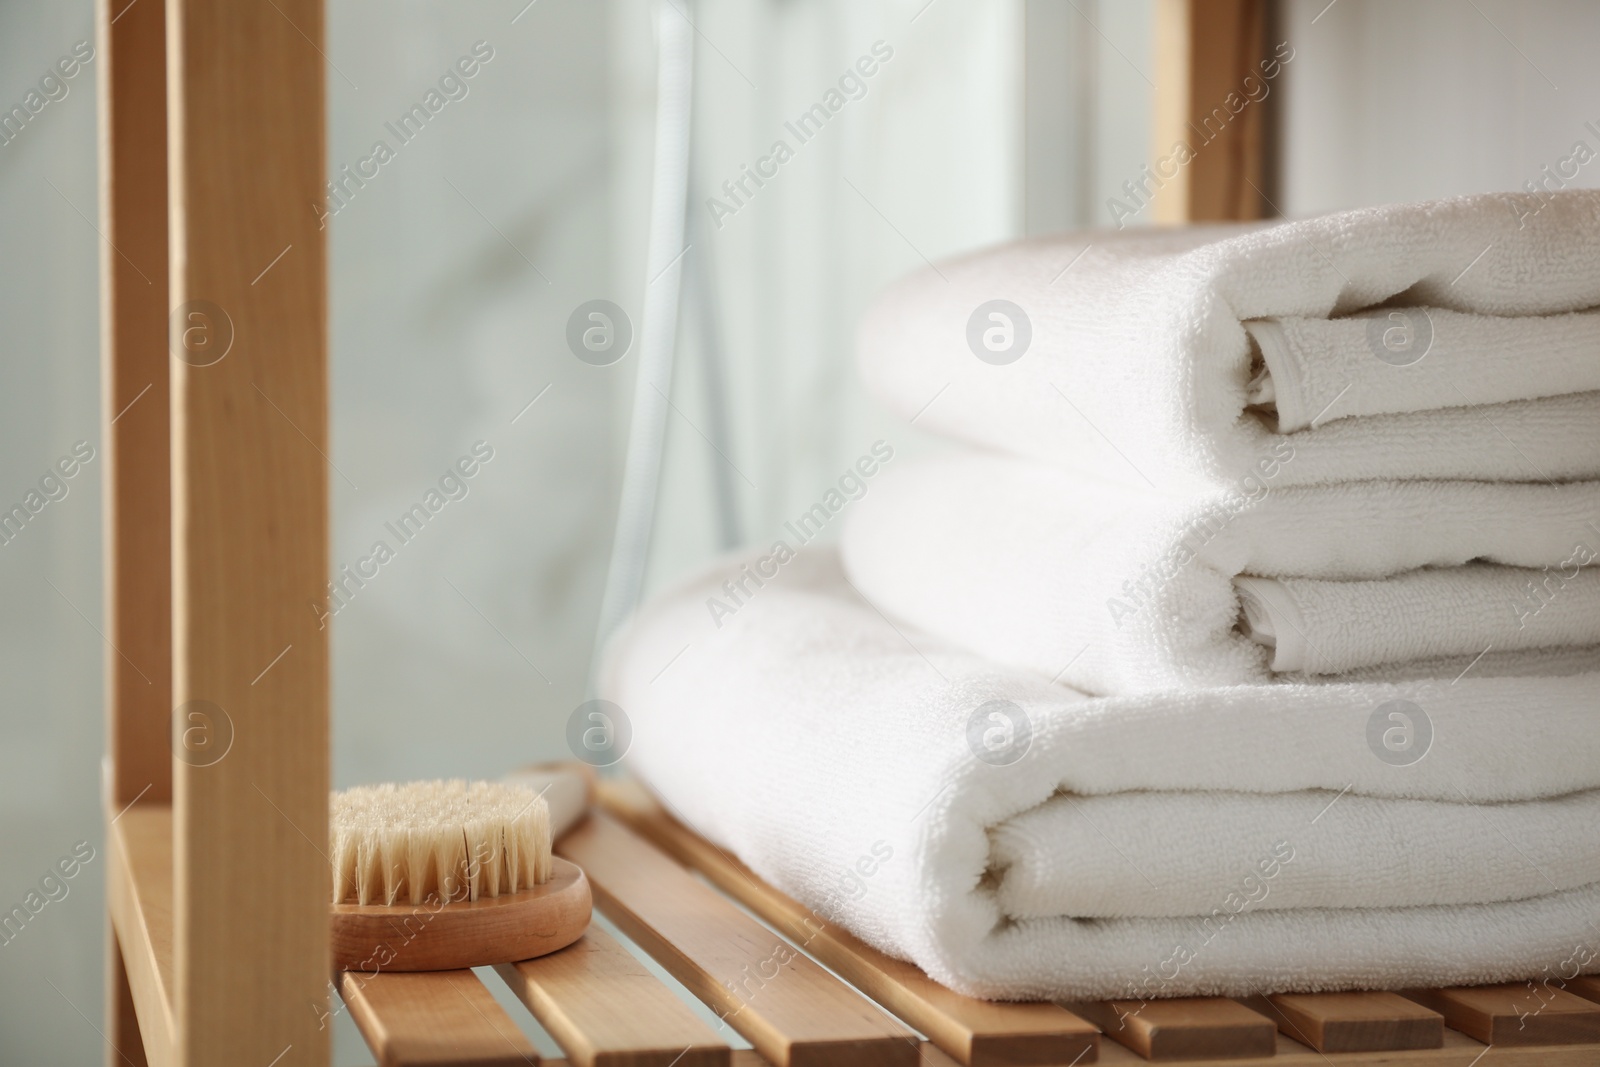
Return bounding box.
[167,0,330,1062]
[98,0,170,1060]
[101,0,331,1062]
[1152,0,1272,222]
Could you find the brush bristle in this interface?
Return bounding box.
[330,780,552,906]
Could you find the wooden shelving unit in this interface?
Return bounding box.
[99,2,1598,1065]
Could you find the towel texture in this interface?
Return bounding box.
[994,788,1600,919]
[1244,308,1600,432]
[840,454,1600,692]
[1235,566,1600,674]
[858,191,1600,490]
[606,548,1600,1000]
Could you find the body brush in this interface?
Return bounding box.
[329,778,591,971]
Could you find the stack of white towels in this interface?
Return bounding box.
[606,191,1600,1000]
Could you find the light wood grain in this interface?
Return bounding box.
[547,1031,1600,1067]
[107,806,175,1067]
[599,779,1099,1067]
[97,0,170,813]
[167,0,330,1063]
[98,1,170,1059]
[109,931,152,1067]
[556,812,918,1067]
[1095,1028,1600,1065]
[1404,984,1600,1046]
[571,1033,1600,1067]
[338,971,540,1067]
[1151,0,1269,223]
[496,927,730,1067]
[332,859,591,972]
[1568,975,1600,1004]
[1241,991,1443,1053]
[1065,998,1275,1060]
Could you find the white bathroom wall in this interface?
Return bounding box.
[0,3,111,1063]
[321,0,617,787]
[1279,0,1600,213]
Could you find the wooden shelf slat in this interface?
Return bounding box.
[496,927,730,1067]
[598,780,1099,1067]
[1063,998,1275,1061]
[107,806,176,1067]
[1092,1028,1600,1065]
[338,970,540,1067]
[570,1034,1600,1067]
[556,812,918,1067]
[1567,975,1600,1005]
[1243,992,1443,1053]
[1404,984,1600,1047]
[534,1045,973,1067]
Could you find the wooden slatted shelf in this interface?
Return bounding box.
[1091,1030,1600,1066]
[109,789,1600,1067]
[495,925,732,1067]
[555,812,920,1067]
[597,779,1101,1067]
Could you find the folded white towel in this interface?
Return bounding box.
[1234,566,1600,674]
[840,454,1600,691]
[1244,308,1600,432]
[606,548,1600,999]
[858,191,1600,490]
[995,789,1600,919]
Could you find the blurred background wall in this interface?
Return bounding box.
[0,0,1594,1060]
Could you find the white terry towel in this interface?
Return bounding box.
[839,454,1600,692]
[1235,566,1600,674]
[1243,309,1600,432]
[858,190,1600,491]
[995,788,1600,920]
[606,548,1600,1000]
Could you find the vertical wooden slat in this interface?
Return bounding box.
[1151,0,1269,222]
[99,0,171,1058]
[167,0,329,1064]
[98,0,171,811]
[108,932,152,1067]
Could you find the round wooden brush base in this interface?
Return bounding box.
[331,857,591,971]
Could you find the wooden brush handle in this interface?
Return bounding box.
[503,761,596,840]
